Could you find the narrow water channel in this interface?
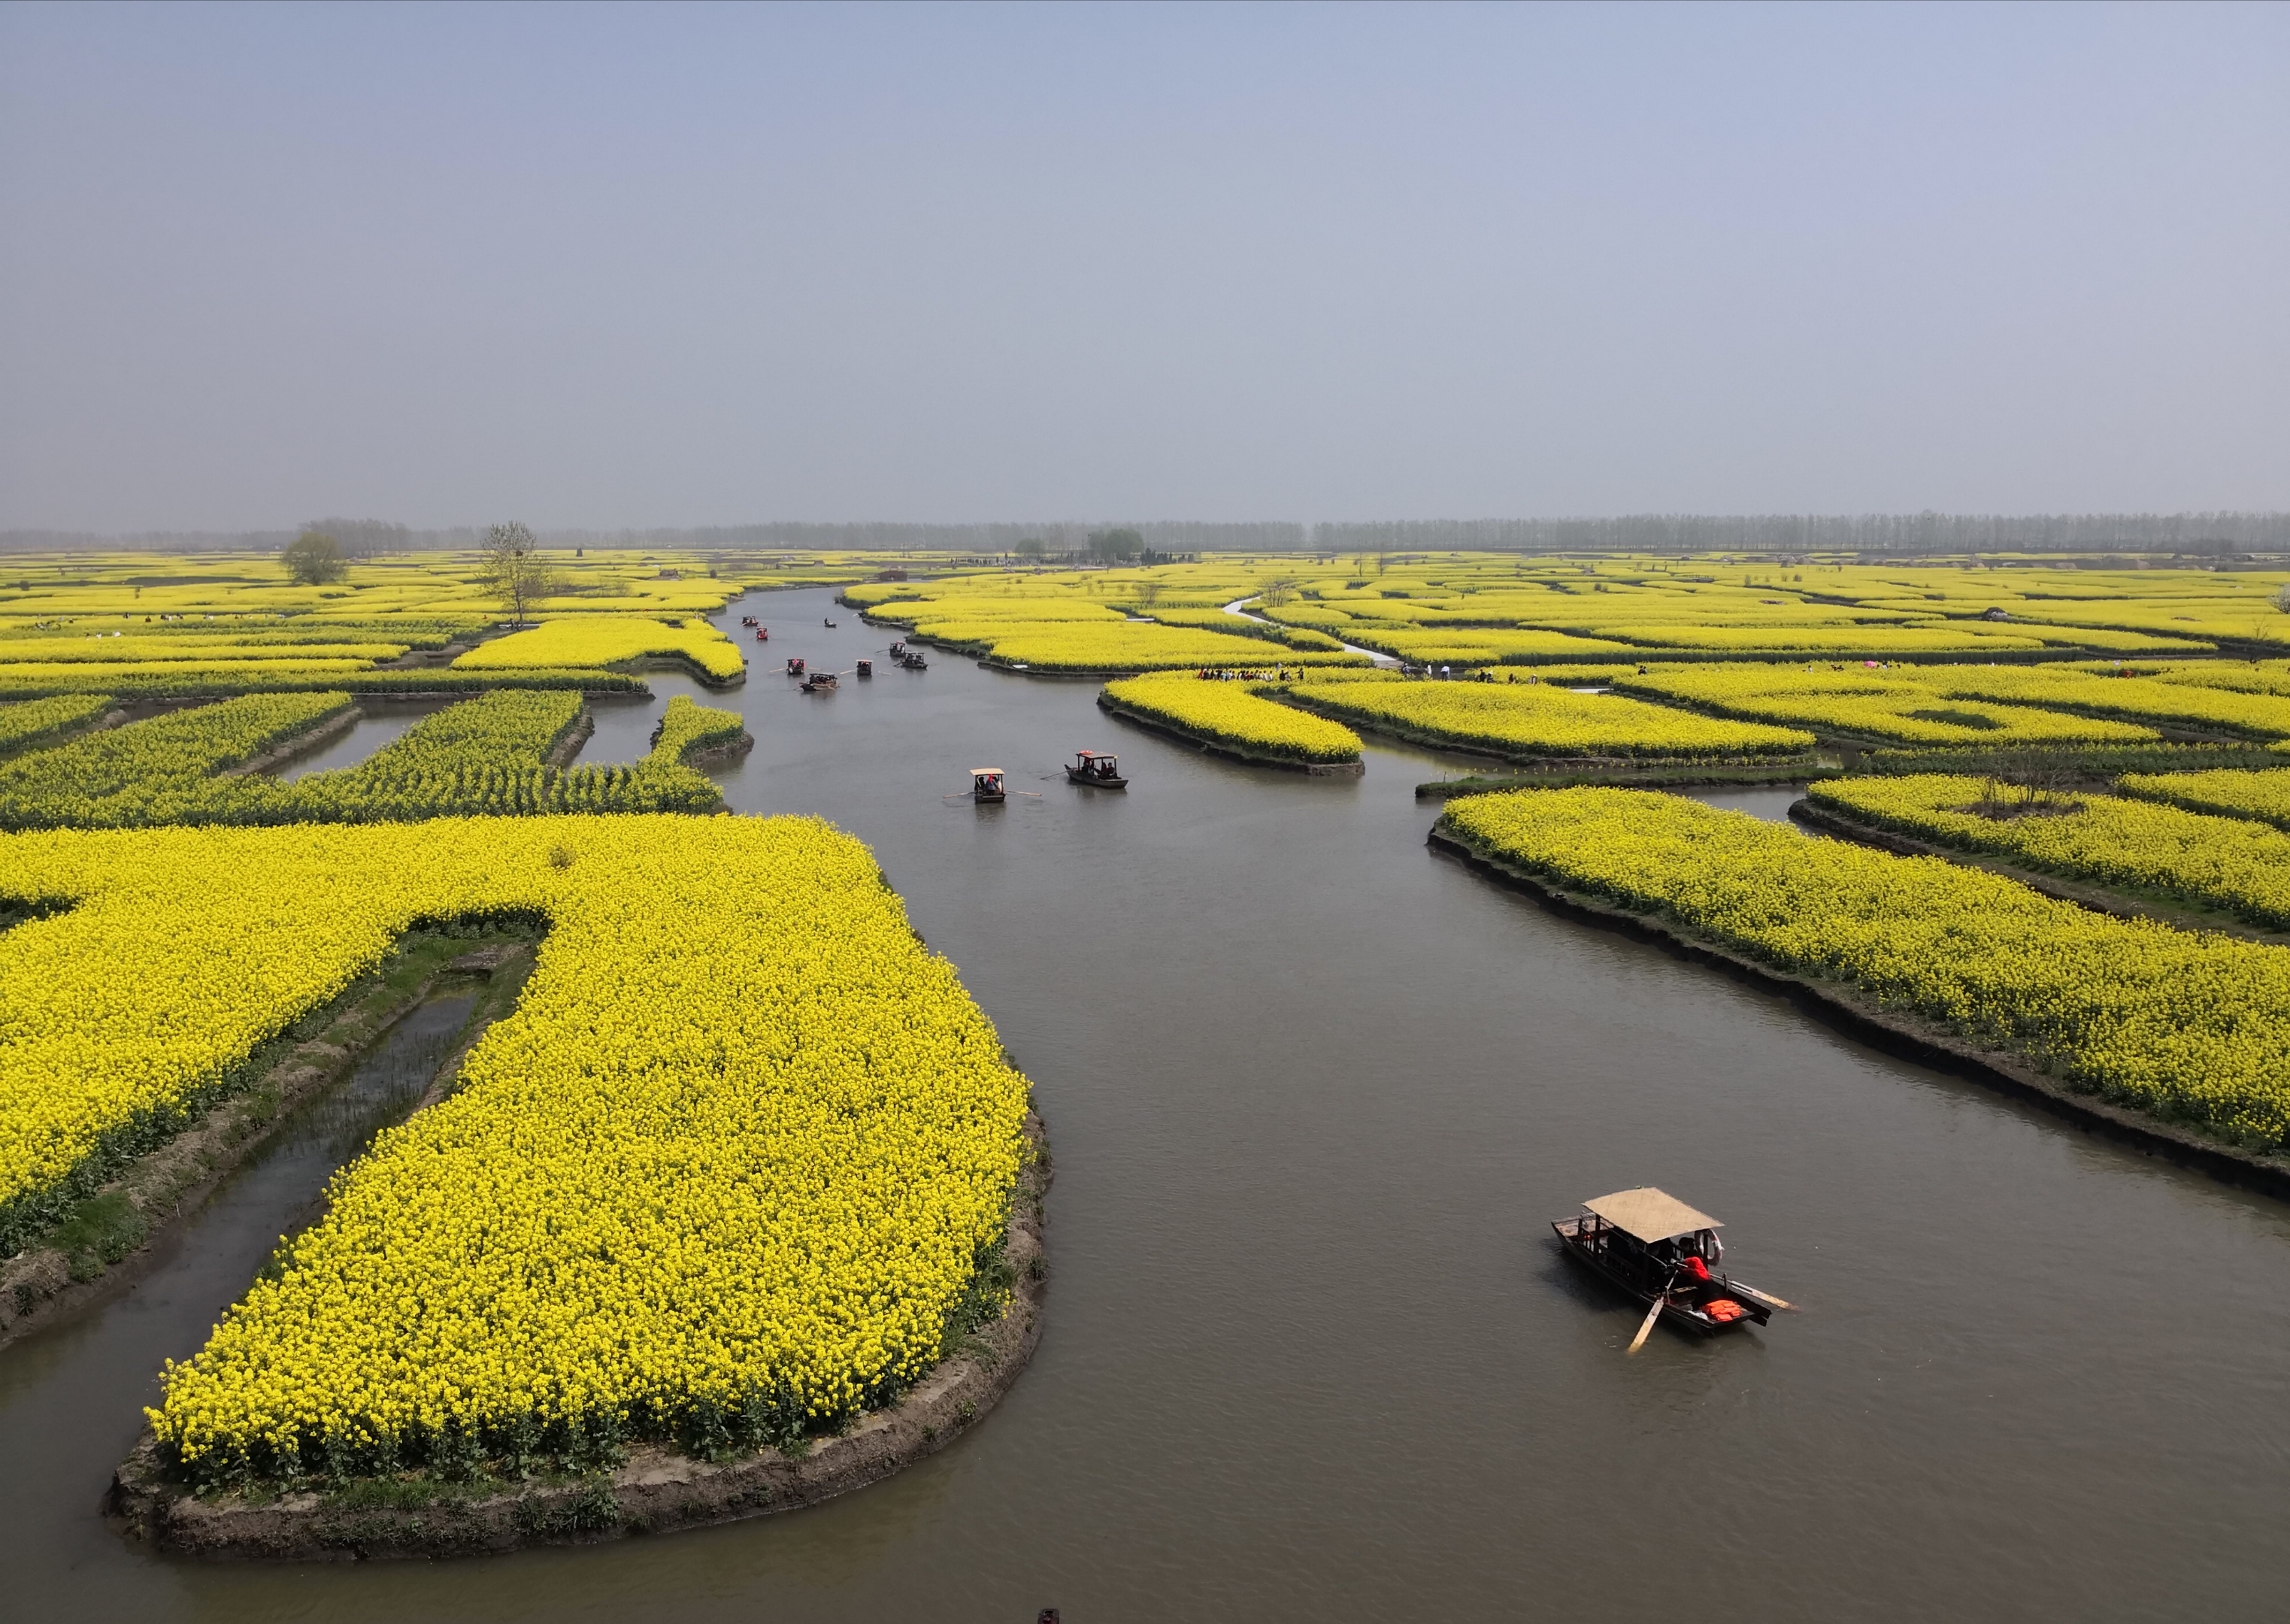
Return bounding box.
[272,700,454,781]
[3,586,2286,1621]
[0,995,472,1613]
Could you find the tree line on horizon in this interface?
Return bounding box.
[6,511,2287,559]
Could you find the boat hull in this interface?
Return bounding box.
[1551,1217,1770,1338]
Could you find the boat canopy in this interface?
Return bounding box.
[1583,1188,1722,1244]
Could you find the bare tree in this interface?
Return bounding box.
[478,522,561,627]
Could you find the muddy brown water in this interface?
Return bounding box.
[4,586,2288,1620]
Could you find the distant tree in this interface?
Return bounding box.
[1135,580,1164,608]
[477,521,562,626]
[1087,528,1143,565]
[303,517,409,558]
[2274,583,2290,615]
[1014,537,1048,562]
[282,529,349,585]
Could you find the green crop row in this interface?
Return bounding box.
[0,692,742,830]
[0,693,115,757]
[0,692,355,826]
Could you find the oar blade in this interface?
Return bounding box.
[1626,1295,1664,1354]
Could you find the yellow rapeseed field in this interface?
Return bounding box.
[454,617,747,683]
[1613,667,2161,746]
[1300,680,1815,761]
[2116,766,2290,835]
[0,817,1028,1484]
[1443,787,2290,1148]
[1811,773,2290,929]
[1101,674,1363,762]
[0,693,114,755]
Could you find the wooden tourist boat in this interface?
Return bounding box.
[901,651,928,670]
[1552,1188,1789,1344]
[889,640,907,657]
[1065,750,1128,788]
[801,669,841,692]
[741,615,759,626]
[786,656,806,676]
[969,767,1007,803]
[856,659,874,677]
[754,626,768,641]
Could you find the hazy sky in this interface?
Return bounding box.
[2,2,2283,532]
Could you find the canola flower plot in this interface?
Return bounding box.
[1920,667,2290,741]
[1612,667,2161,747]
[1321,626,1635,667]
[454,617,747,684]
[1441,787,2290,1150]
[1295,679,1815,762]
[1139,607,1351,652]
[0,662,643,702]
[2118,767,2290,835]
[0,636,412,665]
[0,817,1037,1488]
[1810,774,2290,931]
[0,691,743,829]
[0,691,353,828]
[1100,673,1364,764]
[0,693,114,756]
[933,620,1365,674]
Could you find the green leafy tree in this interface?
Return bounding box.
[1013,537,1048,562]
[1087,527,1143,565]
[282,530,348,586]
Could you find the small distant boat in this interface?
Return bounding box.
[801,670,839,692]
[1065,750,1127,788]
[741,615,759,627]
[889,641,907,658]
[824,617,838,628]
[856,659,874,677]
[969,767,1006,803]
[786,656,806,676]
[901,651,928,671]
[1552,1188,1789,1345]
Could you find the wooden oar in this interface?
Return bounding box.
[1728,1280,1796,1312]
[1628,1268,1680,1354]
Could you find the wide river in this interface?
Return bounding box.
[5,586,2288,1620]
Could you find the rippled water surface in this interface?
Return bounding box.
[5,586,2288,1622]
